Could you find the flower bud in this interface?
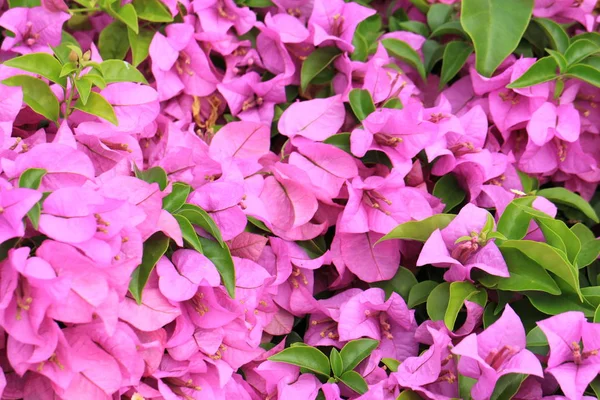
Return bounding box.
[68,50,78,63]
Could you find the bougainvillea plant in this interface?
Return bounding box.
[2,0,600,398]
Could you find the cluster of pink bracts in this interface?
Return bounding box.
[0,0,599,399]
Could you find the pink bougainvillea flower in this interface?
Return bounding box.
[0,84,23,145]
[0,6,70,54]
[527,102,580,146]
[308,0,375,52]
[537,311,600,400]
[417,203,509,282]
[217,72,286,125]
[533,0,596,31]
[149,22,219,101]
[193,0,256,35]
[156,250,220,302]
[451,305,543,400]
[0,186,41,244]
[337,288,418,361]
[393,327,459,400]
[278,95,346,141]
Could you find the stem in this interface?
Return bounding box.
[64,75,77,119]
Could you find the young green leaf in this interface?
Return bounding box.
[494,247,561,294]
[3,53,66,86]
[397,390,423,400]
[422,40,445,72]
[440,41,473,89]
[427,4,452,32]
[507,56,559,88]
[381,38,426,81]
[445,281,484,330]
[100,60,148,84]
[381,358,400,373]
[162,183,191,213]
[98,21,130,60]
[564,39,600,66]
[2,75,60,122]
[269,346,331,377]
[129,232,170,303]
[379,214,456,243]
[533,18,569,53]
[324,133,351,154]
[461,0,534,77]
[395,21,430,38]
[546,49,568,73]
[74,76,93,106]
[199,237,235,298]
[330,348,343,377]
[426,282,451,321]
[300,47,342,92]
[128,27,154,67]
[340,371,368,394]
[430,21,466,38]
[133,165,168,190]
[73,91,117,125]
[348,89,376,121]
[178,204,225,247]
[339,339,379,373]
[433,174,465,212]
[565,63,600,88]
[490,374,527,400]
[115,3,139,34]
[408,280,439,308]
[18,168,46,189]
[537,187,599,222]
[133,0,174,22]
[173,214,203,253]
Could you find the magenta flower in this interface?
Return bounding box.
[193,0,256,35]
[393,327,459,400]
[0,186,41,244]
[537,312,600,400]
[0,7,69,54]
[149,22,219,102]
[451,305,544,400]
[417,203,509,282]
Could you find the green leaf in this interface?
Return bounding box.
[395,21,430,38]
[339,371,368,395]
[440,41,473,89]
[199,237,235,298]
[578,239,600,268]
[490,374,527,400]
[330,348,343,377]
[546,49,568,73]
[173,214,203,253]
[98,21,130,60]
[324,133,351,154]
[8,0,40,6]
[380,214,456,243]
[494,247,561,294]
[371,267,417,302]
[445,281,483,330]
[74,76,92,106]
[527,278,594,317]
[352,15,383,62]
[129,233,170,303]
[100,60,147,84]
[114,3,139,34]
[339,339,379,373]
[162,183,191,213]
[459,375,477,399]
[3,53,66,86]
[582,286,600,308]
[2,75,59,122]
[565,63,600,88]
[247,216,272,233]
[517,170,539,193]
[533,18,569,53]
[501,240,581,299]
[564,39,600,66]
[433,174,465,212]
[496,196,536,240]
[133,165,168,191]
[239,0,274,6]
[381,38,426,81]
[26,202,41,230]
[537,187,599,222]
[422,40,445,73]
[507,56,558,88]
[430,21,466,38]
[128,27,154,67]
[408,0,430,13]
[382,98,403,109]
[536,217,581,264]
[178,204,225,247]
[427,4,453,31]
[133,0,173,22]
[396,390,423,400]
[18,168,46,189]
[427,282,450,321]
[408,280,439,308]
[461,0,534,77]
[269,346,331,377]
[591,377,600,398]
[348,89,376,121]
[595,305,600,323]
[381,358,400,373]
[73,91,118,125]
[300,47,342,92]
[526,326,548,348]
